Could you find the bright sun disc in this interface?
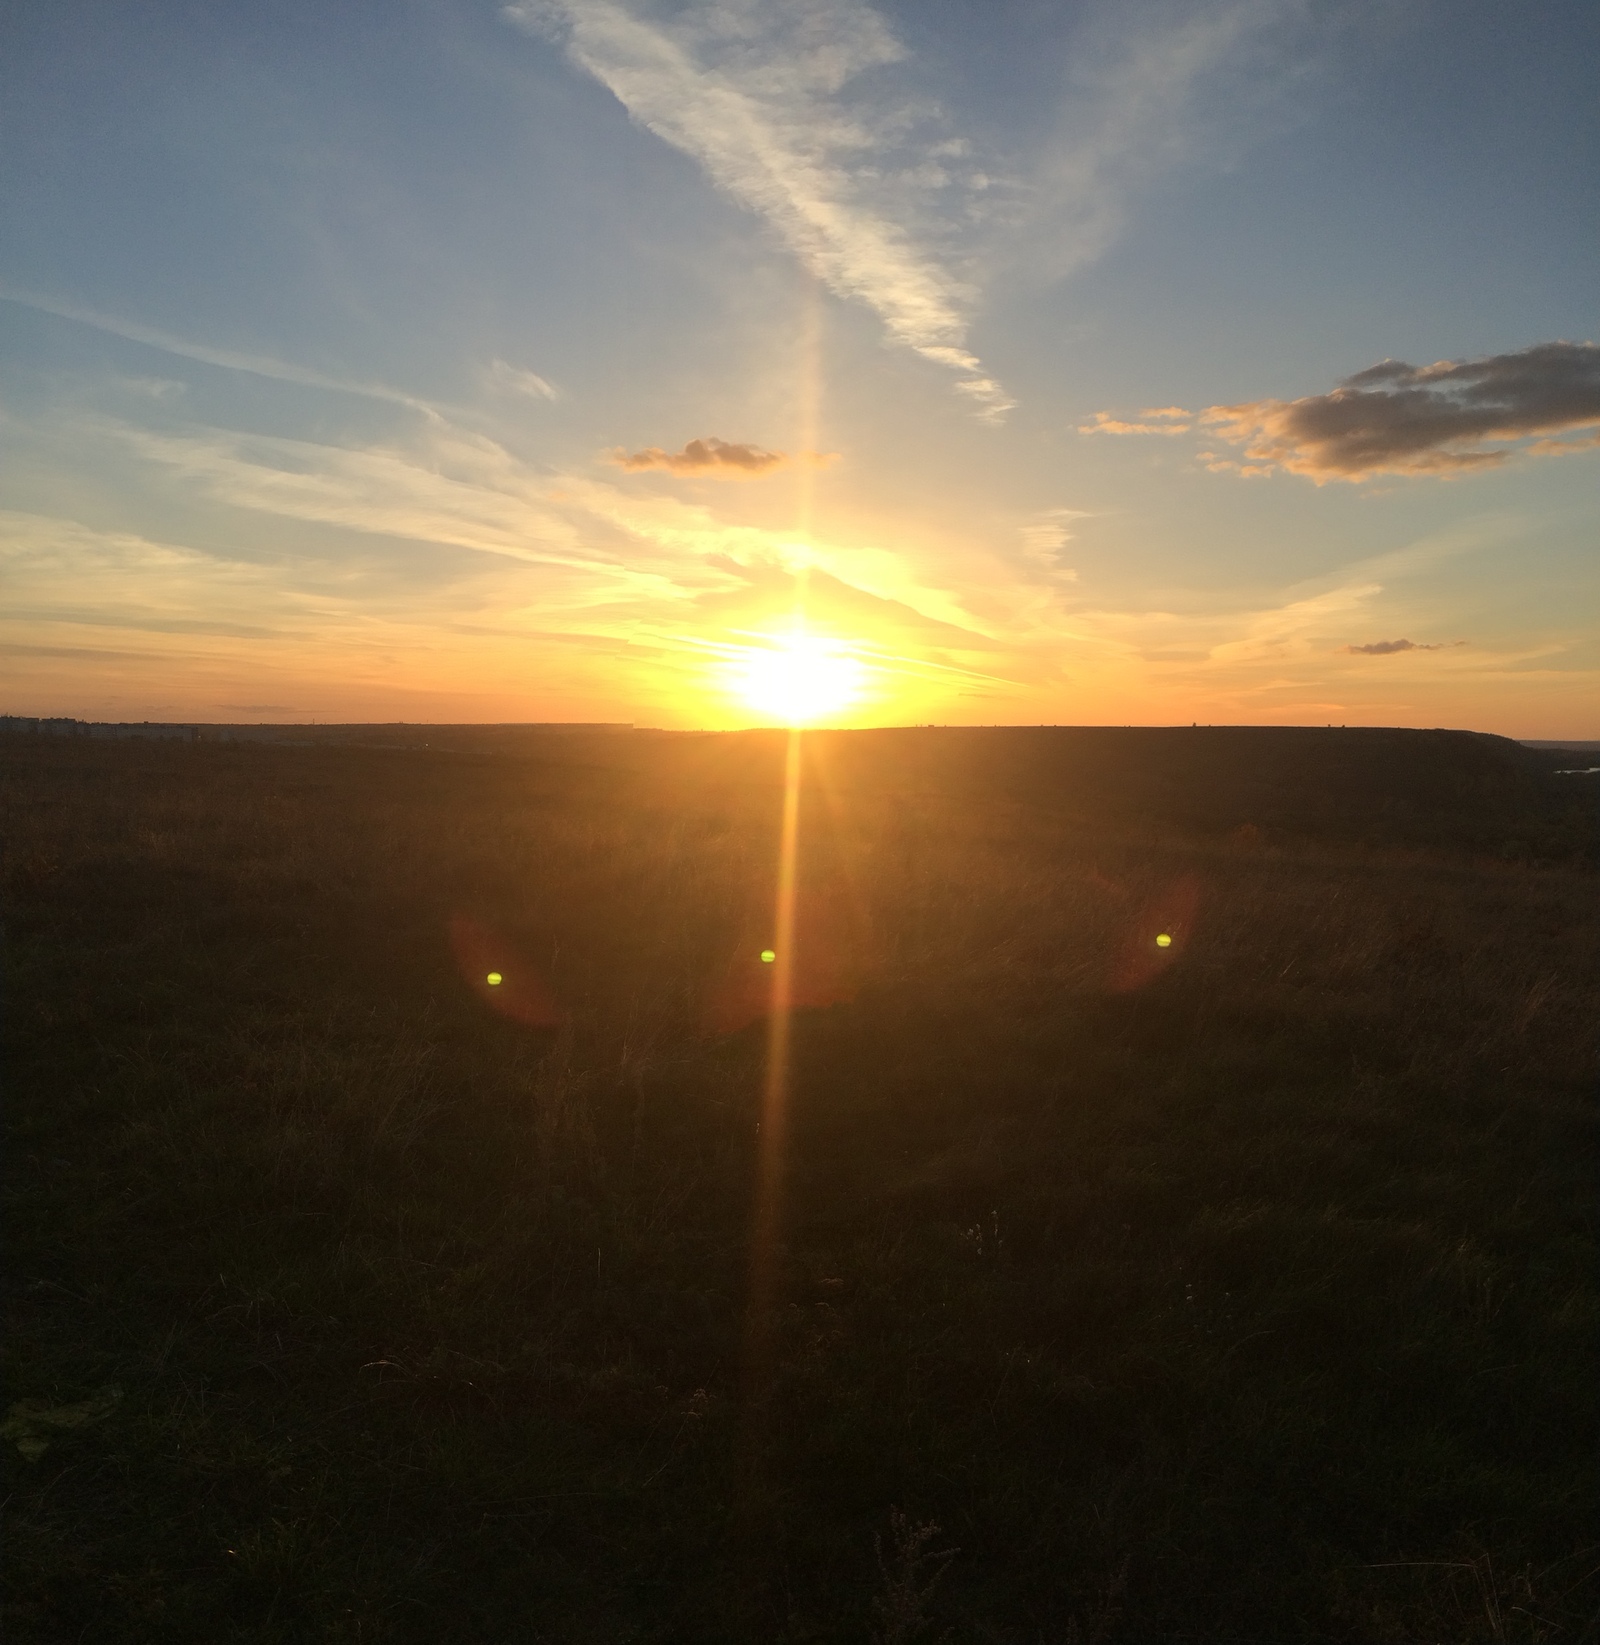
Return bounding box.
[733,635,863,725]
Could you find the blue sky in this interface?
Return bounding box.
[2,0,1596,730]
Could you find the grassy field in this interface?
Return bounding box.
[3,726,1597,1643]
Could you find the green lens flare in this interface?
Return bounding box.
[486,971,503,985]
[1155,934,1172,948]
[760,949,776,963]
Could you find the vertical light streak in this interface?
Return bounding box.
[744,724,803,1393]
[793,276,822,545]
[742,276,823,1418]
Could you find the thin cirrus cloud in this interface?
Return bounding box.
[92,414,947,623]
[508,0,1016,419]
[1023,2,1308,286]
[0,285,449,418]
[1017,507,1088,576]
[485,358,560,401]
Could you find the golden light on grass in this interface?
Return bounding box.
[741,726,805,1423]
[730,633,864,725]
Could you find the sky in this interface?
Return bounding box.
[2,0,1596,733]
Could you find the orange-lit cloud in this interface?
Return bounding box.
[1078,407,1192,436]
[9,387,1591,737]
[1198,342,1600,481]
[612,437,795,476]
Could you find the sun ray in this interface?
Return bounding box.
[742,276,824,1434]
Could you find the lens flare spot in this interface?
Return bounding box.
[760,949,777,963]
[486,971,504,985]
[1155,933,1173,948]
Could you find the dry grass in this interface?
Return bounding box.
[3,728,1596,1642]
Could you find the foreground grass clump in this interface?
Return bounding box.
[3,727,1596,1643]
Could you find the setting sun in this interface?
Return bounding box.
[730,635,865,725]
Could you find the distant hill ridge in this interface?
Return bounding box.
[3,720,1594,859]
[0,717,633,744]
[752,726,1595,861]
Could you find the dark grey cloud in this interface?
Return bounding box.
[1342,639,1462,656]
[1196,341,1600,480]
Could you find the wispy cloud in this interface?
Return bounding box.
[1203,581,1384,666]
[0,285,449,418]
[1016,508,1087,574]
[89,411,972,636]
[509,0,1015,418]
[115,424,580,565]
[106,421,765,624]
[13,412,1023,721]
[1018,1,1316,285]
[0,509,309,641]
[1199,342,1600,481]
[485,358,561,400]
